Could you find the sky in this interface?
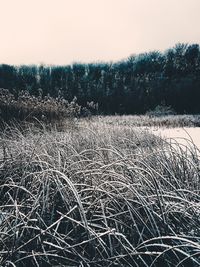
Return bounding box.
[0,0,200,65]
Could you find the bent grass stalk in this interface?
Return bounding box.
[0,119,200,266]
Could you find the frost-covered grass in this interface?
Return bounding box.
[96,114,200,128]
[0,119,200,266]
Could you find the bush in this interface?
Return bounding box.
[147,104,176,117]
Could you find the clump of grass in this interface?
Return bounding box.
[0,120,200,266]
[0,89,98,129]
[0,89,66,124]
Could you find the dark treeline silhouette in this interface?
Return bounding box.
[0,43,200,114]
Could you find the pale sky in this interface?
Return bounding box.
[0,0,200,65]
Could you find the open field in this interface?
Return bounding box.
[0,117,200,266]
[95,114,200,128]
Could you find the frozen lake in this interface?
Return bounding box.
[149,127,200,151]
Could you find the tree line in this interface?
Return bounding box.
[0,43,200,114]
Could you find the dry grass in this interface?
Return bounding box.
[0,89,84,127]
[0,118,200,266]
[96,114,200,128]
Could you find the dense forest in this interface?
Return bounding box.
[0,43,200,114]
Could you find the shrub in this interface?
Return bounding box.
[147,104,176,117]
